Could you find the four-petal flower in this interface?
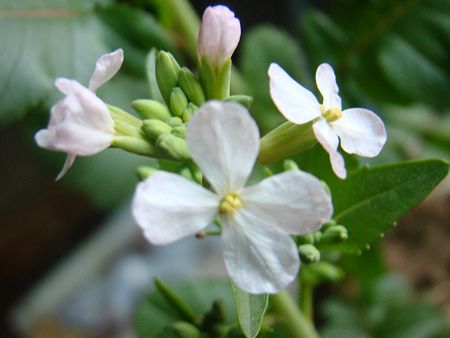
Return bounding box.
[132,101,333,294]
[35,49,124,179]
[268,63,387,179]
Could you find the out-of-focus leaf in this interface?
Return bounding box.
[331,159,449,253]
[0,0,173,125]
[240,25,310,133]
[300,0,450,109]
[134,279,237,338]
[231,281,268,338]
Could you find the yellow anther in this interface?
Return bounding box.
[219,192,242,215]
[322,107,342,123]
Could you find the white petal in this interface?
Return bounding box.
[315,63,341,110]
[332,108,387,157]
[132,172,219,245]
[241,171,333,235]
[221,210,300,294]
[88,49,124,92]
[186,101,259,194]
[56,154,76,181]
[313,119,347,179]
[55,78,86,96]
[268,63,321,124]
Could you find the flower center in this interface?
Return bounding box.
[320,105,342,123]
[219,192,242,215]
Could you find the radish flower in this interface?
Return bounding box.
[35,49,123,179]
[268,63,387,179]
[132,101,332,294]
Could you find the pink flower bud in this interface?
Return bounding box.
[197,5,241,68]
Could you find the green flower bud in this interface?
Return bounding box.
[182,105,195,123]
[223,95,253,108]
[112,136,156,157]
[283,159,299,171]
[259,121,317,164]
[313,231,322,243]
[132,99,171,121]
[170,87,189,117]
[156,322,201,338]
[199,58,231,100]
[178,67,205,106]
[180,167,193,180]
[320,225,348,244]
[142,119,172,141]
[156,134,190,161]
[298,244,320,264]
[172,125,186,138]
[321,219,337,231]
[137,166,158,180]
[306,262,344,283]
[156,51,180,104]
[297,233,315,245]
[167,117,184,127]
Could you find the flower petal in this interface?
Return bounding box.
[313,119,347,179]
[332,108,387,157]
[186,101,259,194]
[132,172,219,245]
[315,63,341,110]
[56,154,76,181]
[268,63,321,124]
[241,171,333,235]
[221,210,300,294]
[88,49,124,92]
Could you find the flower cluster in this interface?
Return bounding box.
[35,4,386,294]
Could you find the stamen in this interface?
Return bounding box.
[219,192,242,215]
[322,107,342,123]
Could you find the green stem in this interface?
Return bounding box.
[300,280,314,320]
[271,291,319,338]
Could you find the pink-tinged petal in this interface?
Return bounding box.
[241,171,333,235]
[268,63,321,124]
[55,78,86,96]
[56,154,76,181]
[132,172,219,245]
[315,63,341,110]
[197,5,240,67]
[186,101,259,195]
[332,108,387,157]
[313,119,347,179]
[221,210,300,294]
[88,49,124,92]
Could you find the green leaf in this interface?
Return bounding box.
[331,159,449,253]
[134,279,237,338]
[231,281,269,338]
[240,25,310,133]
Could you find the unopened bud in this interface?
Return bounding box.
[137,166,158,180]
[182,103,198,122]
[299,244,320,264]
[297,233,315,245]
[142,119,172,140]
[320,225,348,244]
[170,87,189,117]
[163,322,202,338]
[283,159,299,171]
[171,125,186,138]
[321,219,337,231]
[197,5,241,68]
[156,51,180,104]
[224,95,253,108]
[112,136,156,157]
[156,134,190,161]
[132,99,171,121]
[178,67,205,106]
[308,262,344,283]
[167,117,184,127]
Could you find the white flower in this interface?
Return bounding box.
[268,63,387,179]
[35,49,124,180]
[132,101,332,294]
[197,5,241,68]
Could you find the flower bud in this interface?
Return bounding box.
[298,244,320,264]
[171,125,186,138]
[197,5,241,68]
[132,99,171,121]
[182,103,198,122]
[297,233,315,245]
[178,67,205,106]
[137,166,158,180]
[161,322,202,338]
[156,134,190,161]
[167,117,184,127]
[223,95,253,109]
[112,136,156,157]
[283,159,299,171]
[142,119,172,141]
[170,87,189,117]
[156,51,180,104]
[320,225,348,244]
